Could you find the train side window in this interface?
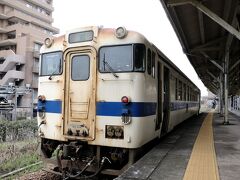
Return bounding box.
[152,51,155,78]
[178,80,182,100]
[183,83,186,101]
[134,44,146,72]
[71,55,90,81]
[175,78,178,100]
[188,87,191,101]
[189,88,192,101]
[147,49,152,75]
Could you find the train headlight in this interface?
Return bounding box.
[44,37,54,48]
[115,26,127,39]
[115,127,124,138]
[106,126,115,138]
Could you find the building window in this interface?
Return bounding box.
[34,43,42,51]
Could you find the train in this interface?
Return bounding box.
[37,26,200,178]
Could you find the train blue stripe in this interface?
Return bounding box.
[38,100,62,114]
[96,102,157,117]
[38,100,199,115]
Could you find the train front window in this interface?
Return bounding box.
[99,45,132,72]
[41,51,62,76]
[99,44,145,73]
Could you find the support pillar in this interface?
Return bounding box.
[223,51,229,124]
[219,73,223,116]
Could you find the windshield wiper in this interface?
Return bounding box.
[103,54,119,78]
[48,69,58,80]
[48,59,61,80]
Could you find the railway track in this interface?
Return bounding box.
[0,161,43,179]
[0,161,115,179]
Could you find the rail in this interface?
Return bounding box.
[0,161,42,179]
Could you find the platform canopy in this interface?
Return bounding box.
[160,0,240,95]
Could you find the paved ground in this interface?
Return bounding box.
[116,111,240,180]
[116,113,206,180]
[213,112,240,180]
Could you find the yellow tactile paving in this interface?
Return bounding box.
[183,112,219,180]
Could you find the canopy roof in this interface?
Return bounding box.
[160,0,240,95]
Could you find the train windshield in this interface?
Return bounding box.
[40,51,63,76]
[99,44,145,73]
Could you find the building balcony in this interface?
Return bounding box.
[0,27,7,33]
[0,53,25,72]
[2,7,59,34]
[1,0,54,24]
[5,23,58,39]
[0,70,24,85]
[0,12,8,19]
[0,49,15,57]
[0,39,17,47]
[6,9,58,34]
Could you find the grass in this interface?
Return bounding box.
[0,153,40,172]
[0,138,42,177]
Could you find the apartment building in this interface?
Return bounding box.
[0,0,59,109]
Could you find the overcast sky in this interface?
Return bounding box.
[52,0,208,96]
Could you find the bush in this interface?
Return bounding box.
[0,119,38,142]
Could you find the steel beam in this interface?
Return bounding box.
[229,59,240,75]
[201,52,224,72]
[207,70,219,82]
[167,0,240,40]
[198,7,205,44]
[167,0,190,6]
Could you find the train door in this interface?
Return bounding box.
[156,62,162,130]
[64,47,96,141]
[161,66,170,135]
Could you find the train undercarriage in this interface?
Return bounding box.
[39,138,138,179]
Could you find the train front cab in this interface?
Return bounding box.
[63,46,97,141]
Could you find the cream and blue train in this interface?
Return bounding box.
[38,26,200,178]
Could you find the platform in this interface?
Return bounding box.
[116,110,240,180]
